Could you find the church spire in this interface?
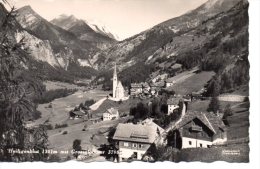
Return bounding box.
[113,63,117,77]
[113,62,118,98]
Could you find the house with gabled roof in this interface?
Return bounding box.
[130,83,143,96]
[171,111,227,149]
[113,120,164,161]
[167,97,182,115]
[103,107,119,121]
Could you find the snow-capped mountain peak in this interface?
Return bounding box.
[86,19,120,41]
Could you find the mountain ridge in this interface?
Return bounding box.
[50,14,117,50]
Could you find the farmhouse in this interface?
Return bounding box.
[150,82,165,96]
[142,82,151,95]
[103,108,119,121]
[165,77,175,87]
[130,82,151,96]
[70,110,86,119]
[167,97,181,115]
[113,121,164,161]
[130,83,143,96]
[172,111,227,149]
[170,63,182,72]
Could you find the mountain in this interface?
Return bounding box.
[93,0,244,70]
[93,0,249,92]
[86,19,119,41]
[14,5,102,82]
[51,15,117,49]
[16,6,98,58]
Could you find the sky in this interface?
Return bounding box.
[10,0,207,40]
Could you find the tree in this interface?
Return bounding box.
[160,104,168,114]
[0,1,48,161]
[207,78,220,114]
[223,104,233,117]
[166,130,182,149]
[208,96,220,114]
[222,104,232,126]
[107,127,116,144]
[130,102,150,122]
[72,139,82,159]
[146,143,167,161]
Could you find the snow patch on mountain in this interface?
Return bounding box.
[86,19,119,40]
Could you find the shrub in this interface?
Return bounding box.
[62,131,68,135]
[43,124,53,130]
[85,99,95,107]
[55,123,68,129]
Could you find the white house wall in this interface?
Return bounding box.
[182,137,212,148]
[168,105,179,115]
[119,147,148,161]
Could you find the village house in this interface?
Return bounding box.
[150,81,165,95]
[170,63,182,73]
[113,121,164,162]
[103,108,119,121]
[151,73,168,83]
[171,111,227,149]
[130,83,143,96]
[191,92,203,100]
[70,110,86,119]
[167,97,181,115]
[130,82,151,97]
[142,82,151,95]
[165,77,175,87]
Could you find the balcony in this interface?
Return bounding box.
[190,125,202,132]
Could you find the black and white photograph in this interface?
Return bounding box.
[0,0,258,166]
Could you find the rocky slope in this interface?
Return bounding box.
[51,15,117,50]
[16,6,98,59]
[12,5,105,81]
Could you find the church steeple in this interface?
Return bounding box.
[113,63,118,98]
[113,63,117,78]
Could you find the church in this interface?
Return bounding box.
[112,64,125,100]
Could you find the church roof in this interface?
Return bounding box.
[104,107,119,115]
[117,81,124,88]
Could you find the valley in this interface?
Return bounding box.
[0,0,250,163]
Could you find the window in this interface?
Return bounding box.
[189,141,192,145]
[133,152,137,159]
[200,143,202,148]
[123,142,129,147]
[132,143,137,148]
[138,144,143,149]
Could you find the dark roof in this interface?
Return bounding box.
[73,111,85,116]
[175,111,226,134]
[104,107,119,115]
[131,83,142,88]
[167,97,181,105]
[150,81,165,87]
